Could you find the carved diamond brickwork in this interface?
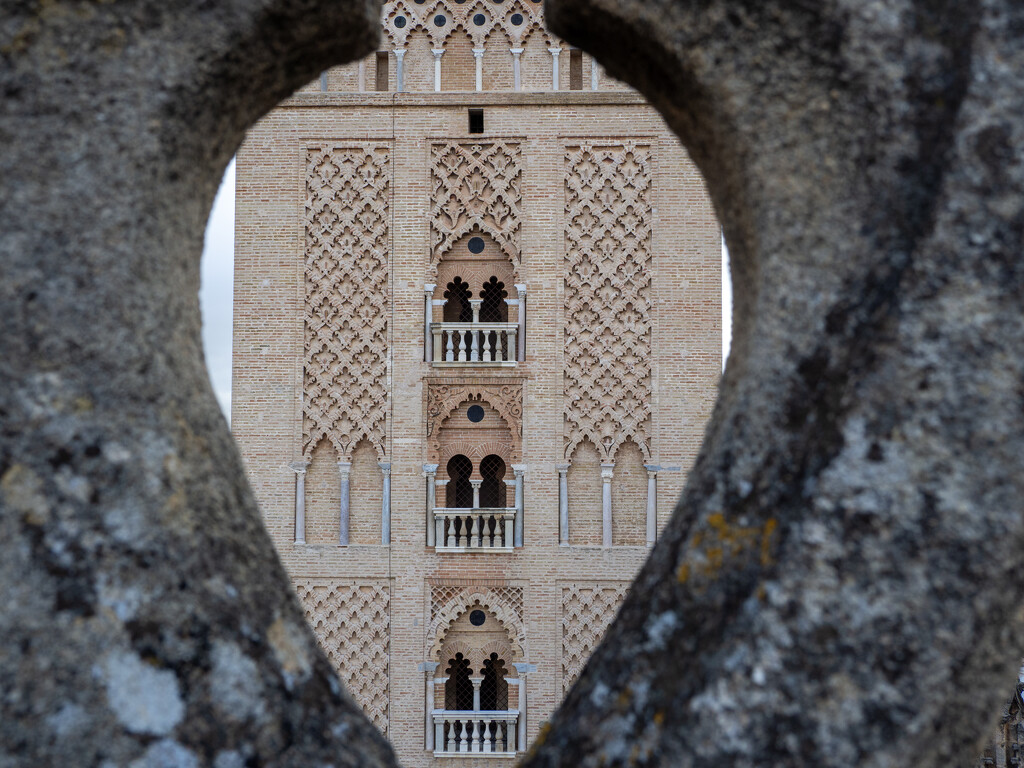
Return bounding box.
[563,142,653,462]
[425,378,523,463]
[561,583,628,693]
[303,145,391,462]
[428,583,525,660]
[430,141,522,276]
[294,580,391,733]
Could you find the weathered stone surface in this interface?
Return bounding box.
[3,0,1024,765]
[523,1,1024,766]
[0,1,398,764]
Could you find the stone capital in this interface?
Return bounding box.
[424,283,436,294]
[431,48,444,58]
[601,462,615,480]
[379,462,391,477]
[418,661,440,675]
[555,463,570,475]
[513,662,536,675]
[512,464,527,477]
[514,283,527,297]
[548,46,562,55]
[509,47,524,55]
[393,47,406,59]
[472,47,485,58]
[644,464,662,474]
[288,460,309,474]
[422,463,439,476]
[337,461,353,476]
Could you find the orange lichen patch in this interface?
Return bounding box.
[676,513,780,588]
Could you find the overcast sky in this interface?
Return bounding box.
[197,160,733,422]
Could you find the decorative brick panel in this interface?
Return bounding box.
[294,580,391,733]
[564,142,653,463]
[561,583,628,693]
[302,145,391,462]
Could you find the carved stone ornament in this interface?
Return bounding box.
[430,141,523,278]
[294,581,391,733]
[428,583,525,662]
[561,583,628,693]
[425,378,523,462]
[563,141,653,462]
[303,145,391,462]
[382,0,551,51]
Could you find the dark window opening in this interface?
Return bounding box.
[446,455,474,508]
[444,277,473,322]
[570,49,583,90]
[375,52,389,91]
[469,108,485,134]
[479,454,507,508]
[445,653,474,710]
[479,276,508,322]
[480,653,509,710]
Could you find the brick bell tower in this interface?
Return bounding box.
[232,1,721,764]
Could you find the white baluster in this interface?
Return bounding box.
[483,720,492,753]
[435,514,445,549]
[470,328,480,362]
[470,515,480,547]
[436,718,445,752]
[508,718,516,752]
[471,718,481,752]
[482,331,492,362]
[446,518,456,548]
[459,720,469,752]
[504,515,514,549]
[458,330,468,361]
[445,329,454,361]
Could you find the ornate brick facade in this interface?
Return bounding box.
[232,2,721,763]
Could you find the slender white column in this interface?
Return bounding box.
[394,48,406,92]
[548,47,562,90]
[512,663,534,749]
[471,677,483,712]
[556,463,569,546]
[470,479,482,510]
[645,464,660,546]
[419,662,440,750]
[338,461,352,546]
[380,462,392,545]
[432,48,444,92]
[515,283,526,361]
[591,57,600,90]
[358,59,365,92]
[319,71,328,92]
[423,464,439,547]
[601,462,614,547]
[469,299,482,362]
[424,284,435,362]
[289,461,309,544]
[434,478,449,546]
[510,48,523,91]
[473,47,485,91]
[512,465,526,547]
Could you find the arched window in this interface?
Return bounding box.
[478,276,508,322]
[480,653,509,711]
[445,652,474,711]
[446,455,474,508]
[479,454,507,508]
[444,277,473,322]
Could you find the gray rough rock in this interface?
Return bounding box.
[0,1,398,765]
[522,0,1024,766]
[2,0,1023,765]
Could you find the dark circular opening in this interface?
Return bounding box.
[394,15,407,27]
[467,405,485,423]
[470,610,486,626]
[511,12,524,25]
[468,236,485,254]
[434,14,447,26]
[473,13,486,25]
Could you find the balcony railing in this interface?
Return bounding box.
[431,322,518,366]
[433,710,519,757]
[434,508,516,552]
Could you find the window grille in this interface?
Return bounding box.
[478,276,508,322]
[444,277,474,322]
[445,653,474,710]
[479,454,507,508]
[446,455,474,508]
[480,653,509,710]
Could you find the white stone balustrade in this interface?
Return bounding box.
[434,508,516,552]
[432,710,519,756]
[431,322,518,366]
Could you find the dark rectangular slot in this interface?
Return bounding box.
[468,108,485,134]
[570,49,583,90]
[375,52,389,91]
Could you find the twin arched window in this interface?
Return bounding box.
[445,454,507,509]
[443,276,508,323]
[443,651,509,711]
